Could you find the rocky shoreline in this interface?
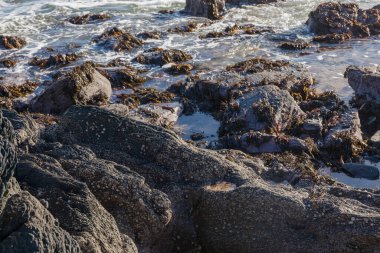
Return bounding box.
[1,1,380,252]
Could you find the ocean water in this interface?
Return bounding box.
[1,0,379,187]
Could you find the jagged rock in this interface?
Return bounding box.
[169,58,314,112]
[307,3,380,39]
[94,27,143,52]
[2,110,40,148]
[184,0,225,20]
[345,65,380,103]
[41,144,172,252]
[0,112,17,198]
[342,163,379,180]
[221,85,305,134]
[30,62,112,114]
[15,153,137,253]
[68,13,110,25]
[0,35,26,50]
[135,48,192,66]
[0,191,82,253]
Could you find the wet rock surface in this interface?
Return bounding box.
[307,3,380,42]
[30,62,112,114]
[184,0,225,20]
[0,35,26,50]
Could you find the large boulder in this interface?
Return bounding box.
[41,144,172,252]
[184,0,225,20]
[307,3,380,38]
[30,62,112,114]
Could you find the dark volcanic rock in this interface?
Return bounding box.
[169,57,314,112]
[307,3,380,39]
[0,191,82,253]
[135,48,193,66]
[68,13,110,25]
[43,105,380,253]
[166,63,194,75]
[30,62,112,114]
[15,153,137,253]
[0,112,17,198]
[94,27,143,52]
[0,35,26,50]
[184,0,225,20]
[42,144,172,252]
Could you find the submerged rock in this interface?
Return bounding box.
[312,33,352,43]
[30,62,112,114]
[67,13,110,25]
[0,58,17,68]
[342,163,380,180]
[94,27,143,52]
[307,3,380,41]
[0,35,26,50]
[135,48,193,66]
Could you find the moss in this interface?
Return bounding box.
[6,81,38,98]
[94,27,143,52]
[30,53,79,68]
[168,21,199,33]
[0,35,26,49]
[68,13,110,25]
